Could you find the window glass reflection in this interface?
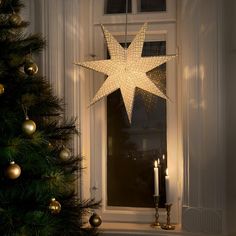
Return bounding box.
[138,0,166,12]
[105,0,132,14]
[107,41,167,208]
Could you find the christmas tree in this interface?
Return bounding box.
[0,0,99,235]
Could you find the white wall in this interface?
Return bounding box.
[224,1,236,235]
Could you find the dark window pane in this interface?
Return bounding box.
[105,0,132,14]
[138,0,166,12]
[107,41,167,208]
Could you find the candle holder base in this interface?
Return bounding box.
[161,203,175,230]
[161,224,175,230]
[151,222,161,228]
[151,195,161,228]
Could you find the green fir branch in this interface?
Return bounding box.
[0,1,100,235]
[0,0,24,14]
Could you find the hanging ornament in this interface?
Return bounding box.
[89,213,102,227]
[24,60,38,75]
[75,23,175,122]
[49,198,61,214]
[9,13,22,26]
[5,161,21,179]
[0,83,4,95]
[59,147,71,161]
[22,117,36,135]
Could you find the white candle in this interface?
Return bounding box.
[165,168,170,203]
[154,160,159,196]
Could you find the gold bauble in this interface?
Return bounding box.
[24,61,38,75]
[0,84,4,95]
[5,161,21,179]
[89,213,102,227]
[9,13,22,25]
[59,147,71,161]
[22,118,36,135]
[48,142,53,149]
[49,198,61,214]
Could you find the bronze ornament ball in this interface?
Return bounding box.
[0,84,4,95]
[59,147,71,161]
[49,198,61,214]
[9,13,22,25]
[24,61,38,75]
[89,213,102,227]
[22,118,36,135]
[5,161,21,179]
[48,142,53,149]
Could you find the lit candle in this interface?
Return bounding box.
[154,160,159,196]
[165,168,170,203]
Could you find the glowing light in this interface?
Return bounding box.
[166,168,169,176]
[154,160,158,168]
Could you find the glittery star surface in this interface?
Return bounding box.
[75,23,175,122]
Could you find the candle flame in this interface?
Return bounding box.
[154,160,158,168]
[166,168,169,176]
[158,159,160,165]
[162,154,165,160]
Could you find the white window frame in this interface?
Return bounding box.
[86,0,180,224]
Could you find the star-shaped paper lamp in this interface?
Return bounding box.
[75,23,175,122]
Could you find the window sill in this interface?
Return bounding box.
[98,222,208,236]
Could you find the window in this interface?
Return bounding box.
[107,41,167,208]
[105,0,166,14]
[138,0,166,12]
[87,0,178,224]
[94,0,175,26]
[105,0,132,14]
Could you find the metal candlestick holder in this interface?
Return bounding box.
[151,195,161,228]
[161,203,175,230]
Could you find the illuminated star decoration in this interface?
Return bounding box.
[75,23,175,123]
